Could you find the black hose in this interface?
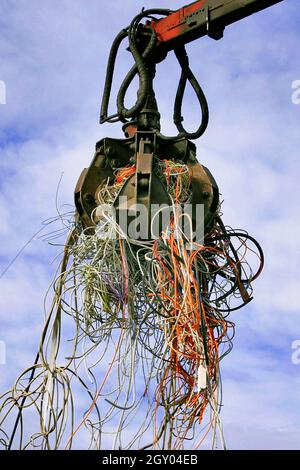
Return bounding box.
[117,26,157,121]
[99,8,210,140]
[117,9,171,120]
[100,9,171,125]
[173,46,209,140]
[100,28,129,124]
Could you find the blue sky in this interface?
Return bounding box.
[0,0,300,449]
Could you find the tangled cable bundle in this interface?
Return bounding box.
[0,162,263,450]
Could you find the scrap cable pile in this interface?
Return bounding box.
[0,161,263,450]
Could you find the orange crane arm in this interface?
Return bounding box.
[150,0,283,49]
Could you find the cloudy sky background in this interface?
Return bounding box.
[0,0,300,449]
